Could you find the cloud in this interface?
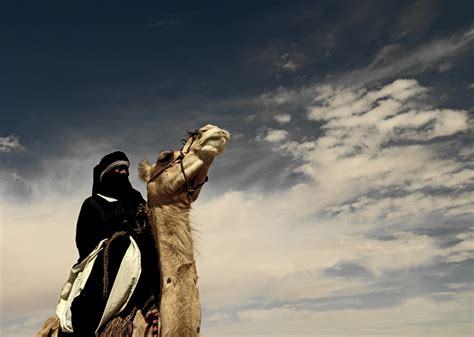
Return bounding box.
[193,188,472,310]
[328,192,474,222]
[258,128,288,143]
[261,87,298,106]
[1,160,95,318]
[2,77,472,335]
[261,29,474,108]
[307,79,426,120]
[208,78,473,317]
[0,135,24,153]
[271,80,472,212]
[0,139,150,318]
[281,60,298,70]
[438,62,453,73]
[348,28,474,85]
[204,292,473,336]
[274,113,291,124]
[244,114,255,122]
[0,313,52,337]
[274,51,302,71]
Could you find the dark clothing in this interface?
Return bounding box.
[70,191,160,336]
[75,190,145,262]
[62,151,160,336]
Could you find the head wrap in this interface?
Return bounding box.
[92,151,138,202]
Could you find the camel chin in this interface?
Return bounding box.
[195,129,229,153]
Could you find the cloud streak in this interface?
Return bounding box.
[273,79,472,210]
[188,77,473,335]
[0,135,24,153]
[347,28,474,85]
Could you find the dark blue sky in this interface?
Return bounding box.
[1,2,473,335]
[2,1,473,131]
[2,0,473,193]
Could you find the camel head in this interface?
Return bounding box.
[139,124,229,204]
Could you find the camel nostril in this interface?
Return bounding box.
[197,326,200,333]
[167,277,172,284]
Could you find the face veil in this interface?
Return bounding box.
[92,151,137,203]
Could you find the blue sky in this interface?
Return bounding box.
[1,1,473,336]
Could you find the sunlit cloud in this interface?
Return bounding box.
[256,128,289,143]
[274,113,291,124]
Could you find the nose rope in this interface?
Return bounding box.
[179,149,208,199]
[148,131,209,198]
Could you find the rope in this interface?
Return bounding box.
[102,230,129,300]
[122,307,138,337]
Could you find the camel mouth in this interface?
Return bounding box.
[196,128,229,153]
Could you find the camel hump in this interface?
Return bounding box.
[138,159,155,182]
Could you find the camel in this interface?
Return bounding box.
[37,124,230,337]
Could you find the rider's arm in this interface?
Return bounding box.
[75,198,105,262]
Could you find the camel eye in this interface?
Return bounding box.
[157,151,174,163]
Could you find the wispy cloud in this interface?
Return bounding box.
[262,28,474,107]
[274,51,303,71]
[195,186,473,335]
[192,77,473,335]
[204,291,472,336]
[348,28,474,85]
[0,135,24,153]
[274,113,291,124]
[256,128,288,143]
[277,79,472,216]
[0,139,145,319]
[244,114,256,122]
[261,87,298,106]
[0,314,52,337]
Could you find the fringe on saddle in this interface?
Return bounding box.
[99,307,160,337]
[99,307,137,337]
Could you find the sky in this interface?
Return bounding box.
[1,1,473,336]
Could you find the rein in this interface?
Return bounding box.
[147,130,209,199]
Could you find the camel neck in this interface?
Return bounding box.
[149,203,195,272]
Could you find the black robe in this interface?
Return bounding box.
[69,191,160,336]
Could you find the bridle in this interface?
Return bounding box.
[147,130,209,199]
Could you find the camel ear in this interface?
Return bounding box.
[138,159,155,182]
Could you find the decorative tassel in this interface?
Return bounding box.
[145,309,160,337]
